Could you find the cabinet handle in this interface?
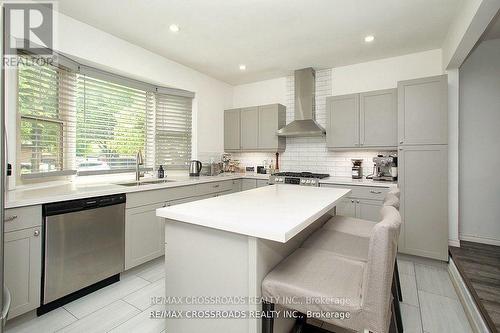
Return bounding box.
[357,200,360,203]
[399,140,403,144]
[213,184,220,188]
[369,190,382,194]
[34,229,40,237]
[4,215,18,222]
[351,200,354,203]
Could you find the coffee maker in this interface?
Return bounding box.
[368,155,398,181]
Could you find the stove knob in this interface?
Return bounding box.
[278,177,283,182]
[311,180,317,185]
[306,180,311,184]
[301,179,306,184]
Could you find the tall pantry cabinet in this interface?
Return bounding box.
[397,75,449,261]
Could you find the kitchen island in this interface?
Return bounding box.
[156,184,350,333]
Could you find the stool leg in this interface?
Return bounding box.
[392,277,404,333]
[262,301,274,333]
[395,260,403,302]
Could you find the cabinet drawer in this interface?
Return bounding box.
[350,186,389,200]
[126,186,197,208]
[195,180,234,195]
[4,205,42,233]
[321,184,390,200]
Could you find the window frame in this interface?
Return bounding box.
[14,50,195,181]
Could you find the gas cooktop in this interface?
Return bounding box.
[269,172,330,186]
[273,172,330,179]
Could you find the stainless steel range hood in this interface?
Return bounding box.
[277,68,326,137]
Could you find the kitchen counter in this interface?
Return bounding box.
[158,184,350,333]
[319,176,397,187]
[4,173,269,209]
[5,173,394,209]
[156,184,350,242]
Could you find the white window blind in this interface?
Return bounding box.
[16,52,194,178]
[17,55,77,175]
[75,74,153,172]
[155,93,193,169]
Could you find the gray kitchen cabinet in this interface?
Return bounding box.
[240,107,259,150]
[398,145,448,260]
[256,179,269,187]
[224,109,241,151]
[398,75,448,145]
[125,203,165,270]
[327,89,397,149]
[360,89,397,147]
[4,226,42,318]
[336,198,356,218]
[230,179,242,193]
[258,104,286,151]
[321,184,390,221]
[224,104,286,152]
[125,179,245,270]
[326,94,359,148]
[241,179,257,191]
[356,199,383,221]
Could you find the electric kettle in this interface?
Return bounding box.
[189,160,203,176]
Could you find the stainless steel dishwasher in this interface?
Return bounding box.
[39,194,125,314]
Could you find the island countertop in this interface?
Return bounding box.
[156,184,350,243]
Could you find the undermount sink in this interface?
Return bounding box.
[117,179,176,187]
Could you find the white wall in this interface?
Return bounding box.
[331,49,443,95]
[55,12,233,156]
[233,77,287,108]
[459,38,500,246]
[231,49,443,104]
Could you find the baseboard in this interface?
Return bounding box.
[448,258,491,333]
[449,238,461,247]
[459,234,500,247]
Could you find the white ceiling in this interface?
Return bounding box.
[53,0,463,85]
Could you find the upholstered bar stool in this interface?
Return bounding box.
[302,188,403,330]
[262,206,402,333]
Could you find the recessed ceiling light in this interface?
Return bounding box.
[364,35,375,43]
[239,64,246,71]
[169,24,180,33]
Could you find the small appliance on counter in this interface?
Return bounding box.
[189,160,203,176]
[201,161,223,176]
[257,166,266,174]
[366,154,398,181]
[351,159,363,179]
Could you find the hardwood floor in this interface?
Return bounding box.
[449,241,500,333]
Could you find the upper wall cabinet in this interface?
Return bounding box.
[326,88,397,149]
[224,109,241,151]
[326,93,359,148]
[360,89,398,147]
[240,107,259,150]
[224,104,286,152]
[398,75,448,145]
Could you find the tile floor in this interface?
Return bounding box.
[6,254,473,333]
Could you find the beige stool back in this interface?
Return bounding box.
[361,206,401,332]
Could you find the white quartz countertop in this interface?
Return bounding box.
[4,173,269,209]
[319,177,397,187]
[156,184,351,243]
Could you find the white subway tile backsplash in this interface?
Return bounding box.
[231,69,395,177]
